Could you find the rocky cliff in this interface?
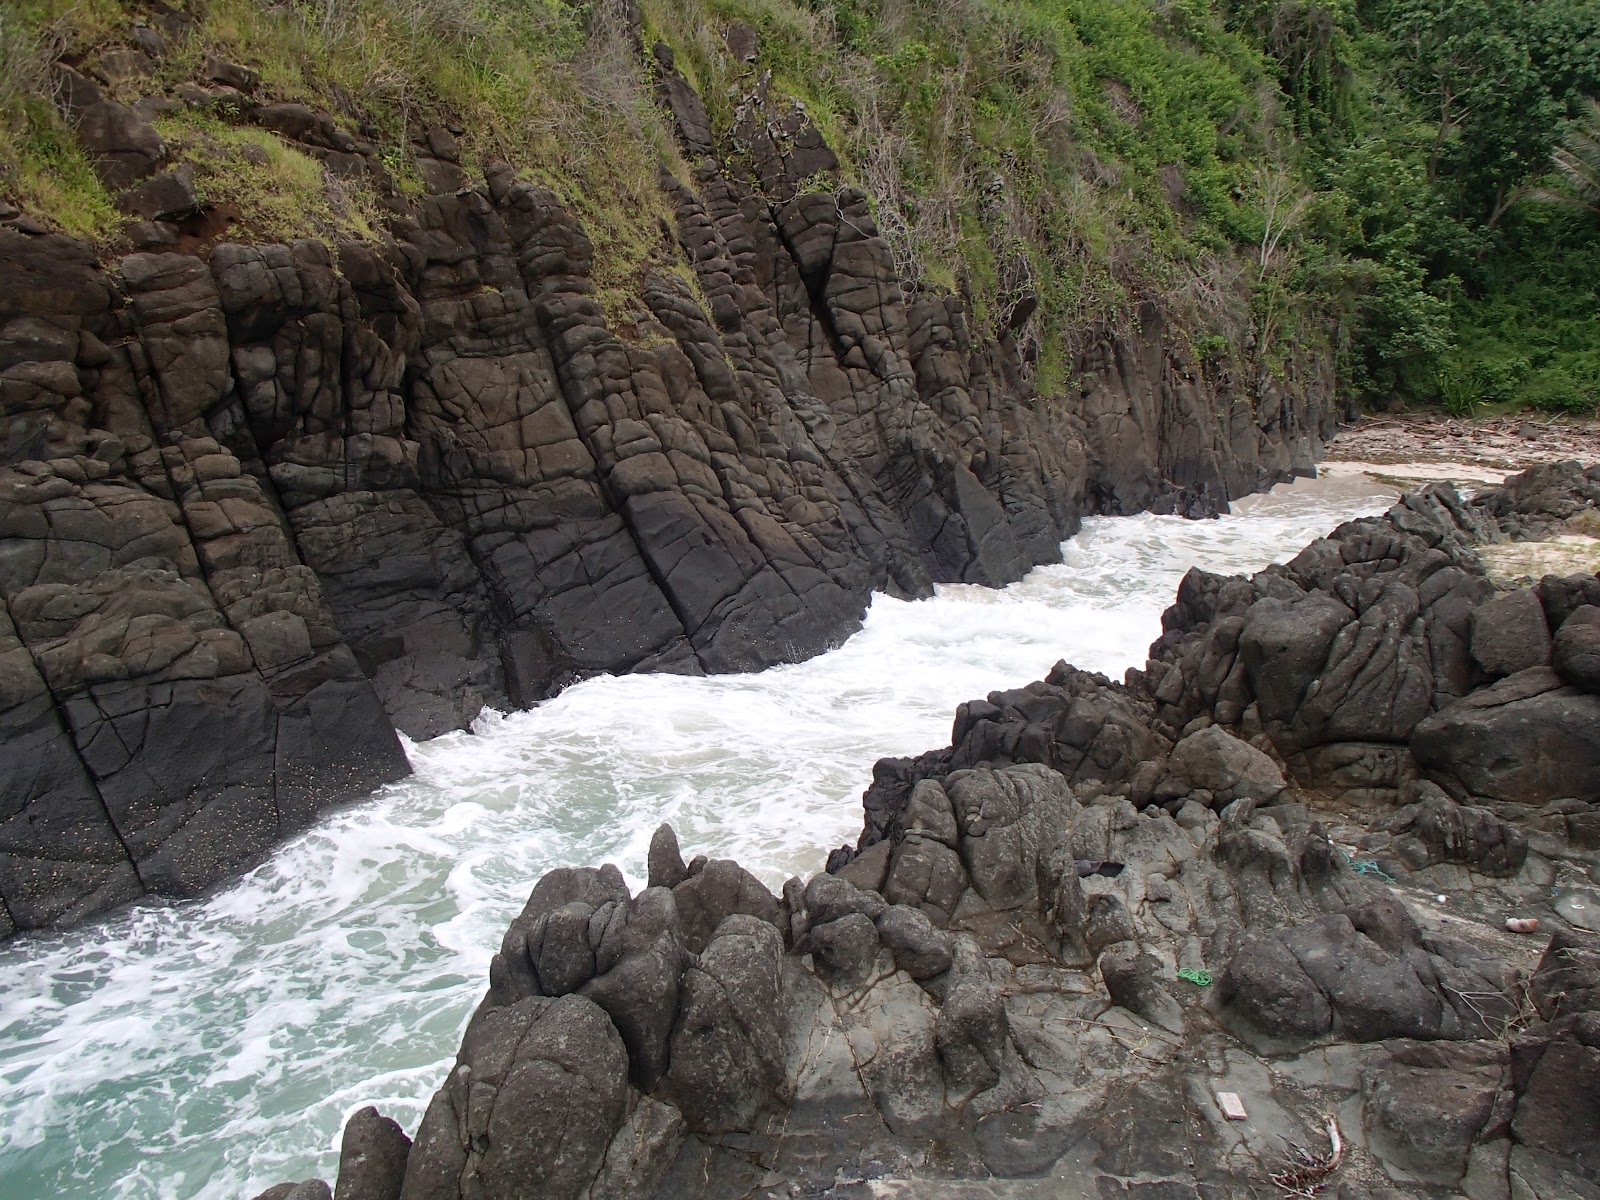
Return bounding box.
[0,25,1333,937]
[255,464,1600,1200]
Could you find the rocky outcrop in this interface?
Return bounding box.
[0,39,1334,936]
[260,465,1600,1200]
[852,463,1600,848]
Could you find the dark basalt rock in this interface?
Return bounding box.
[258,463,1600,1200]
[1382,781,1529,876]
[402,993,631,1200]
[332,1107,410,1200]
[6,16,1345,934]
[1411,667,1600,806]
[1554,605,1600,692]
[1470,586,1552,677]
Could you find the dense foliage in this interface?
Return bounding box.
[2,0,1595,411]
[1239,0,1600,411]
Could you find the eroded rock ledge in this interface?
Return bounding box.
[0,45,1331,937]
[262,464,1600,1200]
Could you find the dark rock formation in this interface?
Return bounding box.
[853,464,1600,846]
[261,464,1600,1200]
[0,44,1334,936]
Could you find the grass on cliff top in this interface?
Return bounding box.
[5,0,1302,386]
[1,5,121,239]
[639,0,1288,391]
[151,108,385,242]
[4,0,687,292]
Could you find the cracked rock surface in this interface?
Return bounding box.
[0,47,1332,936]
[263,465,1600,1200]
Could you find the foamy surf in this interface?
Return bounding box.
[0,473,1398,1199]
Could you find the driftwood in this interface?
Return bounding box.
[1270,1116,1344,1196]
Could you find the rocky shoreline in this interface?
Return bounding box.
[1323,415,1600,481]
[253,461,1600,1200]
[0,40,1333,939]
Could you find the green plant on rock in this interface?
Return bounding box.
[1,0,1592,416]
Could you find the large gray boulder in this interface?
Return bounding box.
[1159,724,1290,809]
[1554,605,1600,692]
[1470,587,1552,677]
[1411,668,1600,806]
[400,994,630,1200]
[656,914,788,1133]
[1382,781,1529,875]
[333,1107,410,1200]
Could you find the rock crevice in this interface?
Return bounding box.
[0,72,1331,934]
[264,463,1600,1200]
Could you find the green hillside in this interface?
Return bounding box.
[3,0,1596,411]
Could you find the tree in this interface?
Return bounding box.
[1377,0,1557,225]
[1537,97,1600,215]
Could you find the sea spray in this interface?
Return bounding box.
[0,474,1395,1200]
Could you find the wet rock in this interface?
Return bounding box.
[333,1107,410,1200]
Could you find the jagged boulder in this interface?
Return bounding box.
[1470,587,1552,677]
[1157,724,1290,809]
[332,1107,410,1200]
[1554,605,1600,692]
[1382,781,1529,876]
[401,994,631,1200]
[1411,667,1600,806]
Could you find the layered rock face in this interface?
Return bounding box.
[266,465,1600,1200]
[0,48,1331,936]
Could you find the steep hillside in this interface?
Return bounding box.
[0,0,1354,937]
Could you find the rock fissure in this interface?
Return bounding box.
[253,463,1600,1200]
[4,39,1333,936]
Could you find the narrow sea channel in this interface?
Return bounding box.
[0,473,1397,1199]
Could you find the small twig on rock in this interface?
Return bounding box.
[1050,1013,1185,1046]
[1270,1116,1343,1196]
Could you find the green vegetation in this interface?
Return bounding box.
[1252,0,1600,413]
[4,0,683,273]
[152,108,384,241]
[1,0,1595,412]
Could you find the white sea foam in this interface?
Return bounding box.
[0,473,1397,1199]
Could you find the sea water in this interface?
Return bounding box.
[0,473,1397,1199]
